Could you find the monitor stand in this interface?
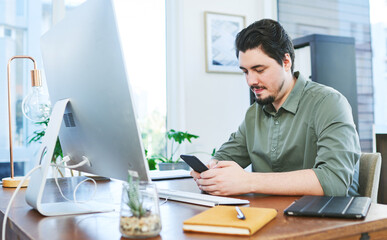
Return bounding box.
[25,99,115,216]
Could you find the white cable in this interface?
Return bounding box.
[54,157,89,169]
[73,177,97,203]
[51,166,97,203]
[51,164,73,202]
[3,158,97,240]
[55,155,71,165]
[51,157,97,204]
[2,165,42,240]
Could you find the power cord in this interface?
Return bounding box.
[2,165,42,240]
[51,156,97,203]
[2,156,97,240]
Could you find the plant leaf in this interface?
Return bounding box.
[166,129,199,144]
[211,148,217,156]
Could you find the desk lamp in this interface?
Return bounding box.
[2,56,51,188]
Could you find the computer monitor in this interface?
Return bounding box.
[25,0,150,216]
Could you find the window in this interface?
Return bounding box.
[4,28,12,37]
[0,0,167,178]
[16,0,25,16]
[385,30,387,58]
[0,0,52,179]
[113,0,167,158]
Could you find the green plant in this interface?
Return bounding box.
[28,118,63,162]
[28,118,71,177]
[127,175,147,218]
[145,149,157,170]
[148,129,199,164]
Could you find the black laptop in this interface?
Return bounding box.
[284,195,372,219]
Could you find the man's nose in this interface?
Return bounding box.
[247,72,260,86]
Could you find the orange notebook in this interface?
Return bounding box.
[183,206,277,236]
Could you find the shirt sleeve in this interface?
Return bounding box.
[312,92,361,196]
[213,118,252,168]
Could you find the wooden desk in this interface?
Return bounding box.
[1,177,387,240]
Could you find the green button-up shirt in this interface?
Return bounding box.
[214,72,360,196]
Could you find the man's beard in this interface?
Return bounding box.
[256,94,275,105]
[250,86,275,105]
[251,79,285,106]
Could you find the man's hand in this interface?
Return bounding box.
[191,160,251,196]
[190,159,324,196]
[190,158,217,182]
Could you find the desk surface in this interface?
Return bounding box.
[1,177,387,240]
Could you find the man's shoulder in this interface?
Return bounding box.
[303,80,343,102]
[300,81,352,117]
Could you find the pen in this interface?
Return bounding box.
[236,206,246,220]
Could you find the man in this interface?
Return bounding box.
[191,19,360,196]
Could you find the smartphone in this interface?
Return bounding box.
[180,155,209,173]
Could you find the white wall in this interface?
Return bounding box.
[167,0,277,162]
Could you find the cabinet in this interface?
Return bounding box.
[292,34,358,129]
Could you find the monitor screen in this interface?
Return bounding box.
[39,0,150,182]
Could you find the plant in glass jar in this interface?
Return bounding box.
[119,174,161,238]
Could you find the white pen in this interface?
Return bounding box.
[236,206,246,220]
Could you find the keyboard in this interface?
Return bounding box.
[150,170,192,180]
[158,188,250,207]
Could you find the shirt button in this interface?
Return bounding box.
[275,120,279,125]
[271,147,276,152]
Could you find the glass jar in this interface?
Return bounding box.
[119,181,162,238]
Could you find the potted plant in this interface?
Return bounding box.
[28,119,66,176]
[119,174,161,238]
[28,119,63,161]
[148,129,199,171]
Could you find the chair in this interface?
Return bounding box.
[358,152,382,203]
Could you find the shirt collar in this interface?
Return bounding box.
[262,71,307,115]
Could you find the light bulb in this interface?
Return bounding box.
[22,86,51,122]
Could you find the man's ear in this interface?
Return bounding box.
[283,53,292,72]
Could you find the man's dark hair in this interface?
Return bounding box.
[235,19,295,73]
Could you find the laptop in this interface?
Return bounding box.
[284,195,372,219]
